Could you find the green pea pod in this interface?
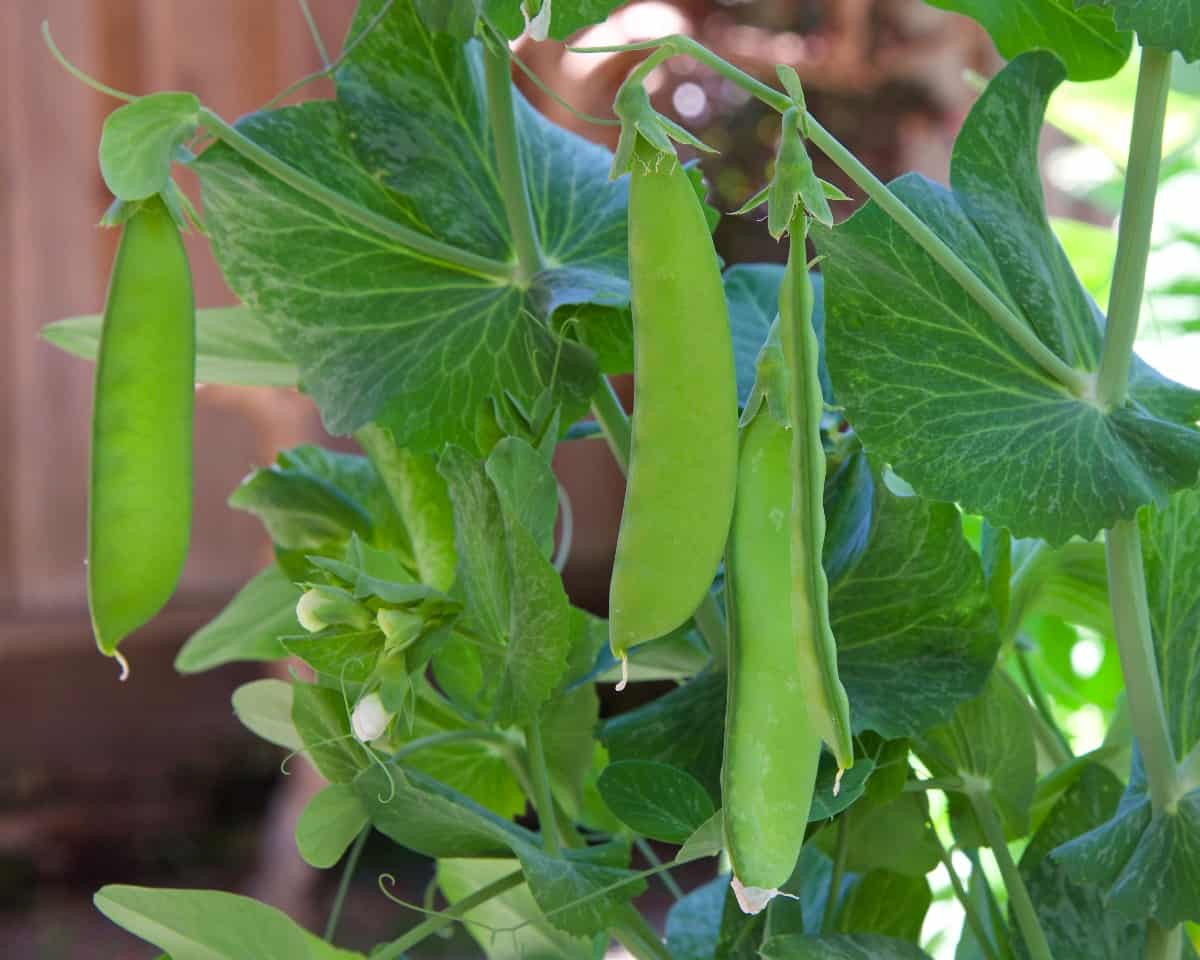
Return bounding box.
[780,216,854,772]
[88,194,196,674]
[608,138,738,667]
[723,406,821,890]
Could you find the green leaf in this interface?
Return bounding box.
[93,885,362,960]
[1014,764,1144,960]
[835,871,931,942]
[810,756,875,821]
[822,791,941,878]
[675,811,725,864]
[666,874,727,960]
[541,682,601,819]
[282,628,381,687]
[175,566,300,672]
[229,463,373,553]
[294,784,368,869]
[484,0,626,41]
[827,453,1000,739]
[760,933,933,960]
[42,306,297,387]
[291,682,365,783]
[812,52,1200,545]
[924,0,1131,80]
[194,0,619,449]
[485,437,559,558]
[914,671,1037,841]
[99,93,201,201]
[1110,0,1200,61]
[599,672,726,803]
[596,760,715,843]
[438,858,595,959]
[513,844,646,936]
[412,0,479,38]
[231,679,302,751]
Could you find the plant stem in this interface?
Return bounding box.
[1095,48,1173,408]
[197,108,515,282]
[296,0,331,68]
[928,819,1001,960]
[324,826,369,942]
[611,905,673,960]
[821,816,849,935]
[635,837,685,901]
[589,377,730,661]
[483,41,543,286]
[1105,519,1179,812]
[607,36,1089,398]
[1014,646,1073,766]
[373,869,525,960]
[967,789,1053,960]
[525,719,561,855]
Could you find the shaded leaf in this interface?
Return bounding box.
[232,679,301,751]
[295,784,368,869]
[176,565,299,672]
[760,933,933,959]
[596,760,715,843]
[835,871,931,942]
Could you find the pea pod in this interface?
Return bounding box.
[722,403,821,891]
[608,138,738,665]
[88,194,196,673]
[780,216,854,771]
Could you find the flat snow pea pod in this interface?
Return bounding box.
[780,216,854,772]
[723,406,821,891]
[88,194,195,674]
[608,138,738,668]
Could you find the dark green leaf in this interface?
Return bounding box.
[486,437,559,558]
[176,565,299,672]
[813,53,1200,545]
[282,629,381,686]
[666,874,727,960]
[675,811,724,864]
[924,1,1131,80]
[513,844,645,936]
[542,682,601,819]
[232,679,302,751]
[820,792,941,878]
[596,760,715,843]
[99,93,201,201]
[291,682,365,783]
[760,933,933,959]
[810,756,875,821]
[485,0,626,41]
[294,784,368,869]
[43,306,297,387]
[835,871,931,942]
[413,0,478,37]
[1110,1,1200,61]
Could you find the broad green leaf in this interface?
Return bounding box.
[924,1,1131,80]
[542,681,601,819]
[283,628,381,686]
[291,682,365,783]
[810,756,875,821]
[412,0,478,38]
[1109,0,1200,61]
[99,93,201,201]
[42,306,297,387]
[231,679,302,751]
[835,871,931,942]
[229,463,373,552]
[438,858,595,959]
[599,671,726,803]
[915,671,1037,840]
[93,885,362,960]
[666,874,728,960]
[485,437,559,558]
[357,761,536,859]
[513,844,646,936]
[596,760,715,843]
[813,53,1200,545]
[194,0,622,449]
[175,565,299,672]
[819,791,941,879]
[827,453,1000,739]
[761,933,933,960]
[1014,764,1144,960]
[294,784,368,869]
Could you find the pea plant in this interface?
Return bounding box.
[42,1,1200,958]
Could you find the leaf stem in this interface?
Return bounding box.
[196,108,516,282]
[821,815,849,934]
[483,41,543,286]
[323,826,369,942]
[589,378,730,662]
[373,869,525,960]
[1095,48,1173,409]
[525,719,561,855]
[1105,519,1178,811]
[966,788,1053,960]
[1014,645,1073,766]
[602,35,1089,398]
[927,817,1001,960]
[296,0,331,68]
[635,837,685,901]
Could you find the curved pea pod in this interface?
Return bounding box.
[722,405,821,891]
[780,218,854,771]
[608,138,738,662]
[88,194,196,672]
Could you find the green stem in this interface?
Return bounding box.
[483,42,543,286]
[589,378,730,662]
[967,789,1053,960]
[821,816,849,935]
[197,108,514,282]
[635,837,685,901]
[611,905,672,960]
[525,719,561,855]
[1095,48,1173,408]
[1146,922,1181,960]
[323,826,369,942]
[296,0,331,68]
[927,820,1001,960]
[606,36,1089,398]
[1014,646,1073,766]
[966,848,1015,960]
[373,869,525,960]
[1105,519,1178,812]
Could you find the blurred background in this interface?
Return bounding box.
[3,1,1199,957]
